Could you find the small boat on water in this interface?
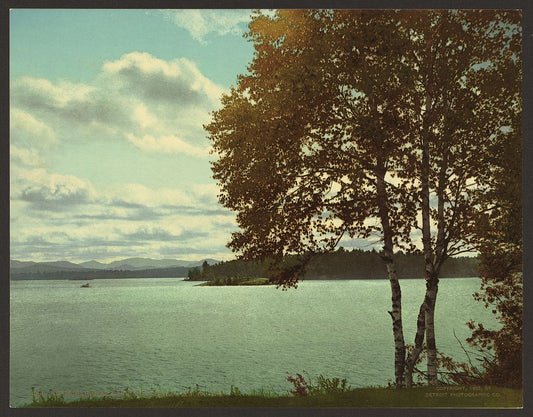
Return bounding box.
[80,283,90,288]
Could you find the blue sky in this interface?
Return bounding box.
[10,9,256,262]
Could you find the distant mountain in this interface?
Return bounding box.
[10,260,87,274]
[96,258,219,270]
[10,257,220,276]
[43,261,86,269]
[198,258,219,266]
[11,260,37,269]
[11,266,193,280]
[11,260,87,270]
[78,260,106,269]
[108,263,137,271]
[106,258,185,270]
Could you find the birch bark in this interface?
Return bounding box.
[405,297,427,387]
[419,86,440,385]
[376,160,406,388]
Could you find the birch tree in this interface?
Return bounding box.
[206,9,416,388]
[397,10,521,386]
[205,9,521,388]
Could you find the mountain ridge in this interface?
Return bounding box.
[10,258,219,273]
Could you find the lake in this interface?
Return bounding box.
[10,277,496,406]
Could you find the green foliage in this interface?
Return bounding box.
[122,387,138,400]
[187,267,202,281]
[450,248,523,388]
[403,344,486,387]
[440,53,522,388]
[423,146,522,389]
[30,387,66,406]
[183,384,207,396]
[312,375,350,395]
[195,248,478,282]
[287,372,350,396]
[194,258,272,281]
[201,276,270,286]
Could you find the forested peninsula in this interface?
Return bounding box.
[187,248,479,282]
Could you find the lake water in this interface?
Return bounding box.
[10,277,496,406]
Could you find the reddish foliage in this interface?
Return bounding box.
[287,373,310,396]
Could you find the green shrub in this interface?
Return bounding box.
[287,372,350,396]
[31,388,66,406]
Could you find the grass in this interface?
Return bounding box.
[23,385,522,408]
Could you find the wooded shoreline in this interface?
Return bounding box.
[187,249,479,282]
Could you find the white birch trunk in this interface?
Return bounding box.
[375,161,406,389]
[425,277,439,386]
[420,90,439,386]
[405,297,427,387]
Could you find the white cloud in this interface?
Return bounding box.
[10,108,57,147]
[10,49,236,262]
[108,182,191,207]
[102,52,224,106]
[10,144,45,167]
[12,76,95,106]
[160,9,251,44]
[10,164,238,262]
[133,103,157,129]
[192,183,220,205]
[11,52,224,156]
[125,133,209,157]
[13,167,97,208]
[11,76,131,132]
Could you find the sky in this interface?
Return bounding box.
[10,9,258,263]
